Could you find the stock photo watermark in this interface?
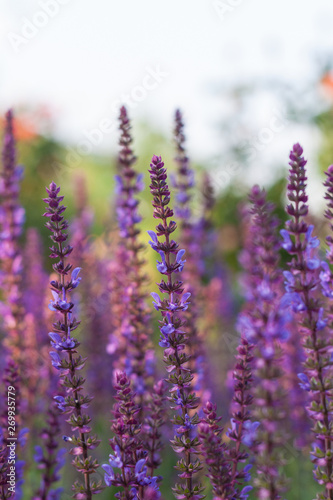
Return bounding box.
[212,0,244,21]
[7,0,73,53]
[51,65,169,175]
[6,385,17,495]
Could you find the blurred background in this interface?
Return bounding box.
[2,1,333,498]
[1,0,333,205]
[1,0,333,273]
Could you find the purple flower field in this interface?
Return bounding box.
[2,106,333,500]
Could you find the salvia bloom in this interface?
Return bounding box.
[143,379,167,478]
[227,337,254,498]
[197,402,233,499]
[5,107,333,500]
[322,164,333,344]
[43,182,103,499]
[193,172,216,281]
[281,144,333,498]
[172,109,210,406]
[198,400,253,500]
[323,164,333,296]
[238,185,289,499]
[172,109,194,222]
[109,107,166,476]
[148,154,204,500]
[0,109,25,364]
[102,371,160,499]
[111,106,157,404]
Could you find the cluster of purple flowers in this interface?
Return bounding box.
[280,144,333,498]
[171,110,211,405]
[109,106,157,401]
[148,154,203,499]
[102,371,160,499]
[43,181,103,499]
[0,110,25,367]
[2,106,333,500]
[238,186,290,498]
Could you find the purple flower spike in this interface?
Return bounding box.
[110,107,158,397]
[281,144,333,495]
[108,107,166,478]
[238,185,290,497]
[0,110,26,366]
[102,372,161,498]
[227,337,255,495]
[43,182,103,499]
[198,402,232,498]
[148,154,204,499]
[172,109,212,408]
[172,109,195,221]
[323,164,333,294]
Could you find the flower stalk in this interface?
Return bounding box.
[43,181,102,499]
[281,144,333,498]
[102,371,160,499]
[238,185,290,499]
[148,154,203,500]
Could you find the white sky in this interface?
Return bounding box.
[1,0,333,190]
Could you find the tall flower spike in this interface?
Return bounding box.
[198,399,254,500]
[195,172,216,281]
[143,379,167,478]
[322,164,333,326]
[323,164,333,286]
[281,144,333,498]
[227,337,254,499]
[43,182,103,499]
[172,109,210,407]
[0,109,26,365]
[102,371,160,499]
[148,155,204,500]
[110,107,166,475]
[112,106,157,408]
[198,402,232,498]
[173,109,194,222]
[238,186,290,499]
